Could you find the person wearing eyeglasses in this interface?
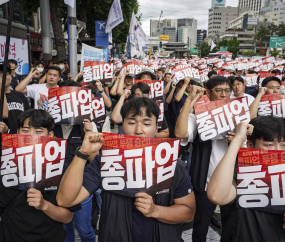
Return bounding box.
[175,76,232,242]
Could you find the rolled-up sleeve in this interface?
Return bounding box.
[181,114,197,146]
[82,155,102,195]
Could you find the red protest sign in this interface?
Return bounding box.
[91,97,106,123]
[120,60,146,75]
[134,79,164,102]
[156,102,164,129]
[100,133,181,197]
[194,97,250,141]
[245,74,258,87]
[1,134,66,191]
[258,94,285,117]
[48,87,92,124]
[172,67,200,84]
[83,61,114,84]
[237,148,285,214]
[218,71,233,78]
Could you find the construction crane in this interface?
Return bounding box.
[156,10,163,37]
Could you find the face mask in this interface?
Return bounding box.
[37,67,44,73]
[59,64,65,70]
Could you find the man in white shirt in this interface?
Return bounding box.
[175,76,232,242]
[230,76,254,106]
[15,66,61,110]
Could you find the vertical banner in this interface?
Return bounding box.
[134,79,164,102]
[194,97,250,141]
[95,21,109,48]
[237,148,285,214]
[101,133,181,197]
[48,87,93,124]
[1,134,66,191]
[0,35,29,75]
[80,43,103,71]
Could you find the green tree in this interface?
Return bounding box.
[241,50,257,57]
[227,36,240,57]
[199,42,210,57]
[267,22,278,36]
[269,49,281,58]
[255,25,270,49]
[277,22,285,36]
[217,37,228,50]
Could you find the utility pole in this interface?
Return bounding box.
[39,0,52,61]
[67,1,77,78]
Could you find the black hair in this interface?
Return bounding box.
[131,82,150,96]
[120,97,159,123]
[47,66,61,77]
[35,61,44,67]
[59,60,66,64]
[157,68,165,74]
[248,116,285,146]
[233,76,244,84]
[261,76,281,87]
[17,109,55,133]
[271,69,282,74]
[84,85,96,96]
[77,60,81,65]
[206,75,232,90]
[165,73,172,77]
[227,76,236,84]
[8,59,17,66]
[212,66,217,70]
[48,59,54,64]
[59,80,81,87]
[208,70,217,78]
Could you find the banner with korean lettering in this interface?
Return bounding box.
[80,43,103,71]
[91,97,106,123]
[134,79,164,102]
[194,97,250,141]
[1,134,66,191]
[237,148,285,214]
[258,94,285,117]
[48,87,92,124]
[172,67,200,84]
[83,61,114,84]
[0,35,29,75]
[244,74,258,87]
[120,60,146,75]
[101,133,181,197]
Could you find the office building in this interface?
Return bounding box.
[177,19,197,49]
[157,27,177,42]
[197,30,207,46]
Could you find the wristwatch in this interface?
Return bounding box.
[99,88,104,93]
[75,146,90,160]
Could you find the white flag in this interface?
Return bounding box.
[108,31,113,50]
[129,12,147,48]
[0,0,9,4]
[64,0,75,8]
[105,0,124,33]
[210,41,216,51]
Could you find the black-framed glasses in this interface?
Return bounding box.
[191,81,202,87]
[211,88,231,94]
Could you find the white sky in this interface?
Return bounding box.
[139,0,239,36]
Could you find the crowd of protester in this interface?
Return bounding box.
[0,55,285,242]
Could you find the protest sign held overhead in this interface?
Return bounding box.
[134,79,164,102]
[258,94,285,117]
[120,60,146,75]
[100,133,181,197]
[172,67,200,84]
[83,61,114,84]
[245,73,259,86]
[194,97,250,141]
[48,87,92,125]
[1,134,66,191]
[91,97,106,123]
[237,148,285,214]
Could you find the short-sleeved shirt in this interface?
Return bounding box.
[0,185,81,242]
[83,156,193,242]
[4,90,30,134]
[26,83,49,110]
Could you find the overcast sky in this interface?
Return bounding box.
[139,0,239,36]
